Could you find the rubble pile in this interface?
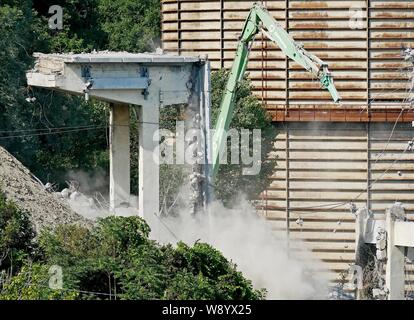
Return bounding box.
[0,146,92,232]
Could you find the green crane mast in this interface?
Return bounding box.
[211,2,341,179]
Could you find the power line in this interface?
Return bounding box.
[287,62,414,214]
[0,270,115,298]
[0,119,183,140]
[0,124,102,134]
[373,108,405,165]
[0,126,107,140]
[372,78,414,165]
[358,146,412,199]
[40,283,114,298]
[0,116,187,137]
[292,140,413,215]
[288,202,348,212]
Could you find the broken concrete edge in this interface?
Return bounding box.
[26,52,210,106]
[32,52,204,64]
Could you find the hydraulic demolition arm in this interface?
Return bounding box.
[211,2,341,179]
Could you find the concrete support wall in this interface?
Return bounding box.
[139,103,160,220]
[386,207,407,300]
[109,103,130,213]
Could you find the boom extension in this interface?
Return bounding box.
[211,3,341,179]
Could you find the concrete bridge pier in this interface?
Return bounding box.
[26,52,210,222]
[139,102,160,220]
[109,103,131,213]
[109,101,160,220]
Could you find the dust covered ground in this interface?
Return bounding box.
[0,146,92,232]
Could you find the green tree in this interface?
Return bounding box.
[0,190,35,272]
[0,1,108,187]
[0,0,162,191]
[97,0,161,52]
[159,70,277,208]
[32,0,106,53]
[210,70,277,205]
[0,2,44,165]
[31,216,265,300]
[29,96,109,187]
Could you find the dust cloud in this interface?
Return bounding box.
[58,170,330,299]
[150,194,329,300]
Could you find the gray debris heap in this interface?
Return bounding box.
[0,146,92,232]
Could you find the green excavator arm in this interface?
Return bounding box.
[211,2,341,179]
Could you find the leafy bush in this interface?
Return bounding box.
[0,263,78,300]
[1,216,264,300]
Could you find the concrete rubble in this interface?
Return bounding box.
[0,146,92,232]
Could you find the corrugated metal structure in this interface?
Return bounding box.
[163,0,414,120]
[261,122,414,288]
[162,0,414,292]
